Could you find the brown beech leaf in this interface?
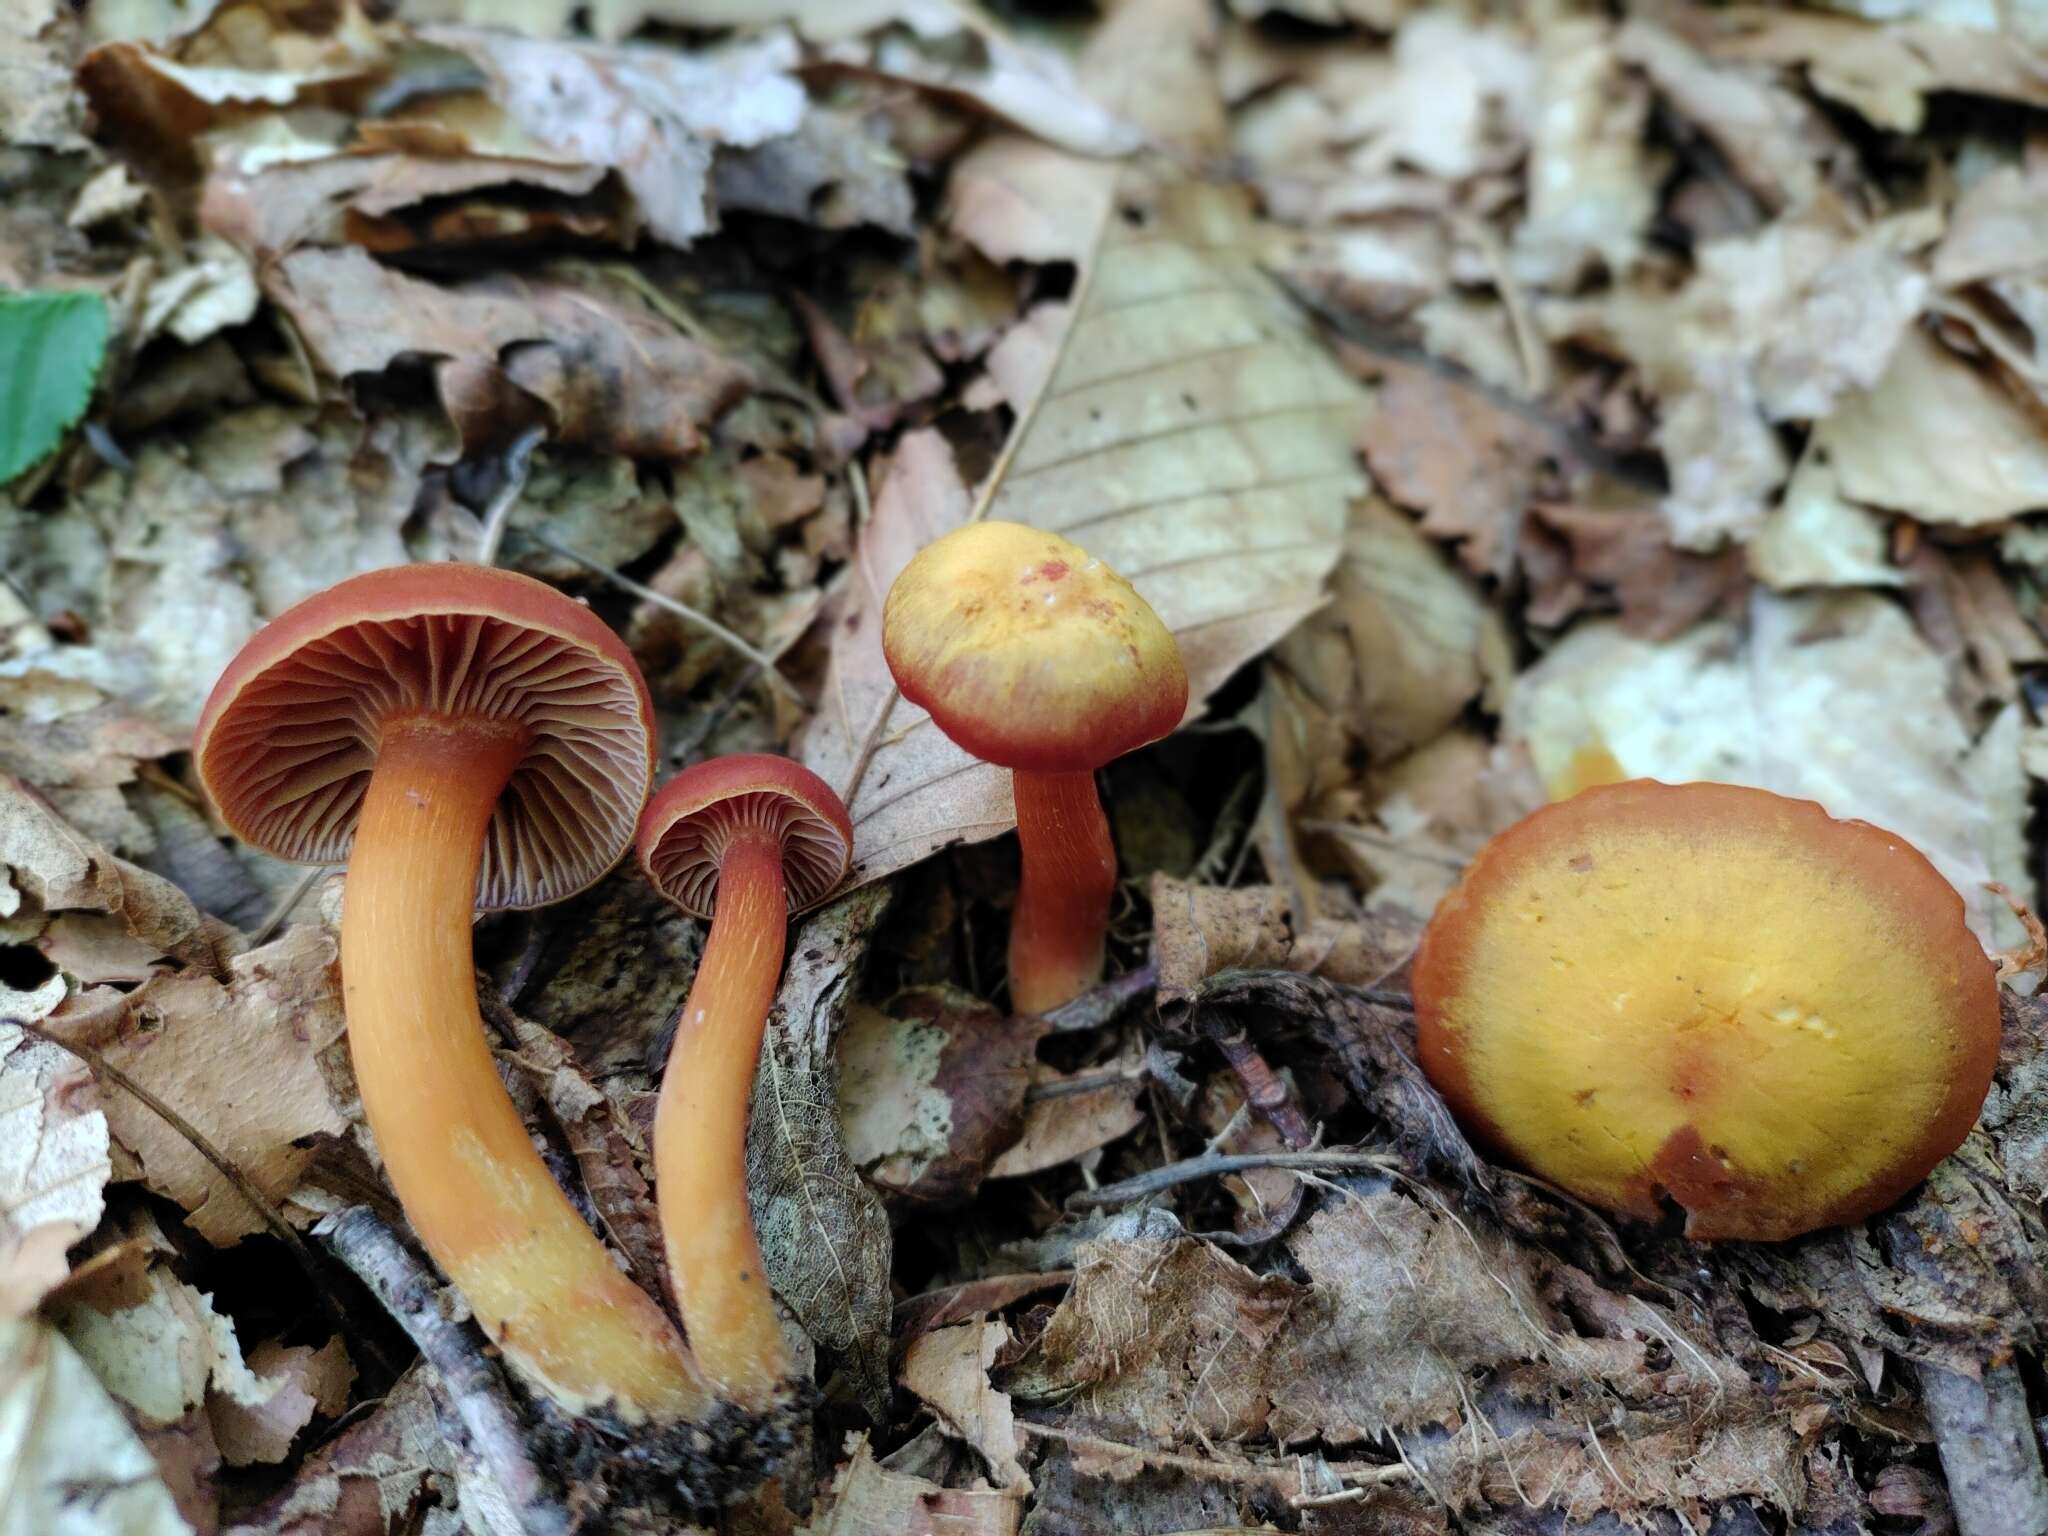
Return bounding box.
[799,9,1367,887]
[1149,873,1413,1007]
[48,926,349,1245]
[747,886,894,1411]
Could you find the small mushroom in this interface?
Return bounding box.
[636,754,853,1408]
[1413,779,2001,1241]
[883,521,1187,1013]
[196,565,705,1422]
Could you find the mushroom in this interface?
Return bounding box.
[635,753,853,1408]
[195,564,705,1422]
[1413,779,2001,1241]
[882,521,1187,1013]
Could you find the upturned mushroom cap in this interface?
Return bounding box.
[1413,780,2000,1242]
[881,521,1188,774]
[636,754,854,919]
[195,564,655,911]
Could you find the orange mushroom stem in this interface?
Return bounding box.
[882,521,1188,1014]
[637,755,853,1408]
[197,566,705,1423]
[1413,779,2001,1242]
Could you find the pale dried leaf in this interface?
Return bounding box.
[984,1056,1145,1181]
[1150,873,1410,1006]
[57,1264,276,1427]
[0,1003,108,1319]
[0,1319,193,1536]
[1506,590,2019,947]
[902,1321,1030,1490]
[208,1337,354,1467]
[805,1434,1023,1536]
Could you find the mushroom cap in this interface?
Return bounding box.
[195,564,655,912]
[636,753,854,920]
[881,521,1188,773]
[1413,779,2000,1242]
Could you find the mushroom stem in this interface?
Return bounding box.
[654,832,791,1408]
[343,716,706,1424]
[1009,769,1118,1015]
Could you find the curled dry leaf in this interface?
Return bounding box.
[1149,872,1413,1007]
[209,1336,354,1467]
[747,886,894,1411]
[983,1053,1147,1183]
[0,1002,110,1320]
[807,1434,1024,1536]
[420,26,806,249]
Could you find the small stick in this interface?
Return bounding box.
[317,1207,572,1536]
[249,864,331,947]
[1918,1360,2048,1536]
[474,427,547,566]
[1201,1010,1314,1149]
[1038,960,1157,1034]
[1066,1147,1396,1210]
[528,532,805,705]
[1015,1419,1408,1492]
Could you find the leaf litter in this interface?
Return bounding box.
[8,0,2048,1531]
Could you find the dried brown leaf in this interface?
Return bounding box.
[1150,873,1411,1007]
[748,886,894,1411]
[805,1434,1023,1536]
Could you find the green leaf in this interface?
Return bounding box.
[0,290,111,486]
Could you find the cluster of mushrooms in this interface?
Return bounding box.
[191,521,1188,1445]
[191,521,2003,1485]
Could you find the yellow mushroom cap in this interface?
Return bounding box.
[882,521,1188,773]
[1413,780,2000,1242]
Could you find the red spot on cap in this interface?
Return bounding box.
[1038,560,1069,581]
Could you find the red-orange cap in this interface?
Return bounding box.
[195,564,655,911]
[882,522,1188,773]
[636,753,854,919]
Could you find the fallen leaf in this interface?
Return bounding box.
[49,925,348,1245]
[1505,590,2022,946]
[265,249,753,459]
[748,886,895,1412]
[805,1434,1023,1536]
[1747,448,1902,591]
[902,1320,1030,1491]
[419,26,805,249]
[1006,1219,1301,1444]
[208,1336,354,1467]
[0,1318,192,1536]
[1149,873,1412,1006]
[0,998,109,1319]
[56,1263,280,1427]
[983,1055,1146,1182]
[1812,327,2048,526]
[836,985,1038,1207]
[1271,496,1512,765]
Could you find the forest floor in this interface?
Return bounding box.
[6,1,2048,1533]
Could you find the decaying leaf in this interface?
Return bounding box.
[49,925,348,1245]
[805,1434,1024,1536]
[748,885,894,1410]
[0,1318,192,1536]
[1149,872,1411,1006]
[0,1003,109,1319]
[836,984,1038,1207]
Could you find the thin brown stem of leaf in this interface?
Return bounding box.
[1066,1147,1396,1210]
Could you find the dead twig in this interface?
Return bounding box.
[1016,1419,1408,1494]
[1066,1147,1397,1210]
[473,426,547,566]
[1038,959,1158,1034]
[316,1206,572,1536]
[1918,1360,2048,1536]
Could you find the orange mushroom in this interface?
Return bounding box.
[636,754,853,1408]
[196,565,705,1422]
[882,521,1187,1014]
[1413,779,2001,1241]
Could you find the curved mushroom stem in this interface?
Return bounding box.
[343,716,707,1424]
[654,833,791,1409]
[1009,768,1118,1015]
